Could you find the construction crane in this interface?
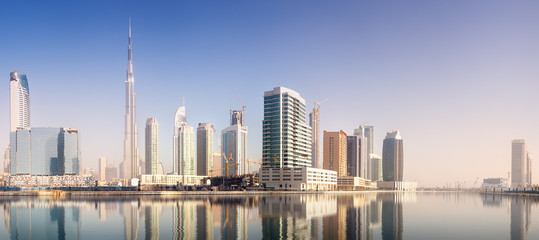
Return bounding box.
[311,99,328,110]
[210,129,239,178]
[242,159,262,173]
[472,177,479,190]
[233,91,247,115]
[210,163,239,177]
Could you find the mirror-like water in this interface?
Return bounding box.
[0,192,537,239]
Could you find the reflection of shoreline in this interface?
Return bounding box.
[9,192,539,239]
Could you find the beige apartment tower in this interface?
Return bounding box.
[323,130,347,177]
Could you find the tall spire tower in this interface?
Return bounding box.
[122,18,140,179]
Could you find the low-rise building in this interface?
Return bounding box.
[377,181,417,191]
[260,167,337,191]
[140,174,207,186]
[7,175,94,187]
[481,178,509,189]
[337,176,372,190]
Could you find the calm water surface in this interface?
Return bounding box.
[0,192,537,239]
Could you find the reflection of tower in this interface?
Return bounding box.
[260,195,337,239]
[510,196,531,240]
[173,201,196,239]
[196,201,214,240]
[145,205,160,240]
[345,195,370,240]
[3,203,11,234]
[6,204,81,240]
[99,202,107,221]
[382,194,403,240]
[120,201,140,240]
[221,204,239,239]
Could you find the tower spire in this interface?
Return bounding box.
[127,18,133,83]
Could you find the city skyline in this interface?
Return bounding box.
[0,1,538,187]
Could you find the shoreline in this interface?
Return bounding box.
[0,190,414,197]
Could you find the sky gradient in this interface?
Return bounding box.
[1,1,538,187]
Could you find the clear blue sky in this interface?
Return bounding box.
[1,1,538,187]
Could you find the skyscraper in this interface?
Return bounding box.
[4,146,10,174]
[309,108,320,169]
[382,131,403,182]
[354,125,373,179]
[370,154,383,182]
[231,110,244,126]
[527,153,533,185]
[323,131,348,177]
[197,123,214,176]
[10,72,30,132]
[145,118,159,175]
[511,139,528,188]
[346,135,367,178]
[10,127,80,175]
[122,20,140,179]
[99,157,107,181]
[262,87,312,168]
[174,104,195,175]
[222,110,248,176]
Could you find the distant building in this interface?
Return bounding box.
[105,165,118,181]
[99,157,107,181]
[140,174,206,186]
[230,110,244,126]
[511,139,529,188]
[212,152,222,176]
[527,152,532,185]
[10,127,80,175]
[346,135,367,178]
[197,123,214,176]
[145,118,159,175]
[323,131,347,177]
[370,154,383,182]
[222,119,248,176]
[309,107,321,169]
[482,178,509,189]
[10,71,31,132]
[337,176,372,190]
[174,104,196,175]
[382,131,403,182]
[4,146,10,174]
[354,125,373,178]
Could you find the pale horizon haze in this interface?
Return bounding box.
[0,1,537,187]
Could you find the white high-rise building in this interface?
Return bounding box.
[511,139,529,188]
[174,103,195,175]
[221,124,248,176]
[262,87,312,168]
[197,123,214,176]
[121,20,140,179]
[10,72,30,132]
[354,125,373,179]
[99,157,107,181]
[145,118,159,175]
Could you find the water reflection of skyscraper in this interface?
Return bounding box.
[381,193,404,240]
[2,201,82,240]
[120,201,140,240]
[259,194,338,239]
[510,196,532,240]
[145,205,160,240]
